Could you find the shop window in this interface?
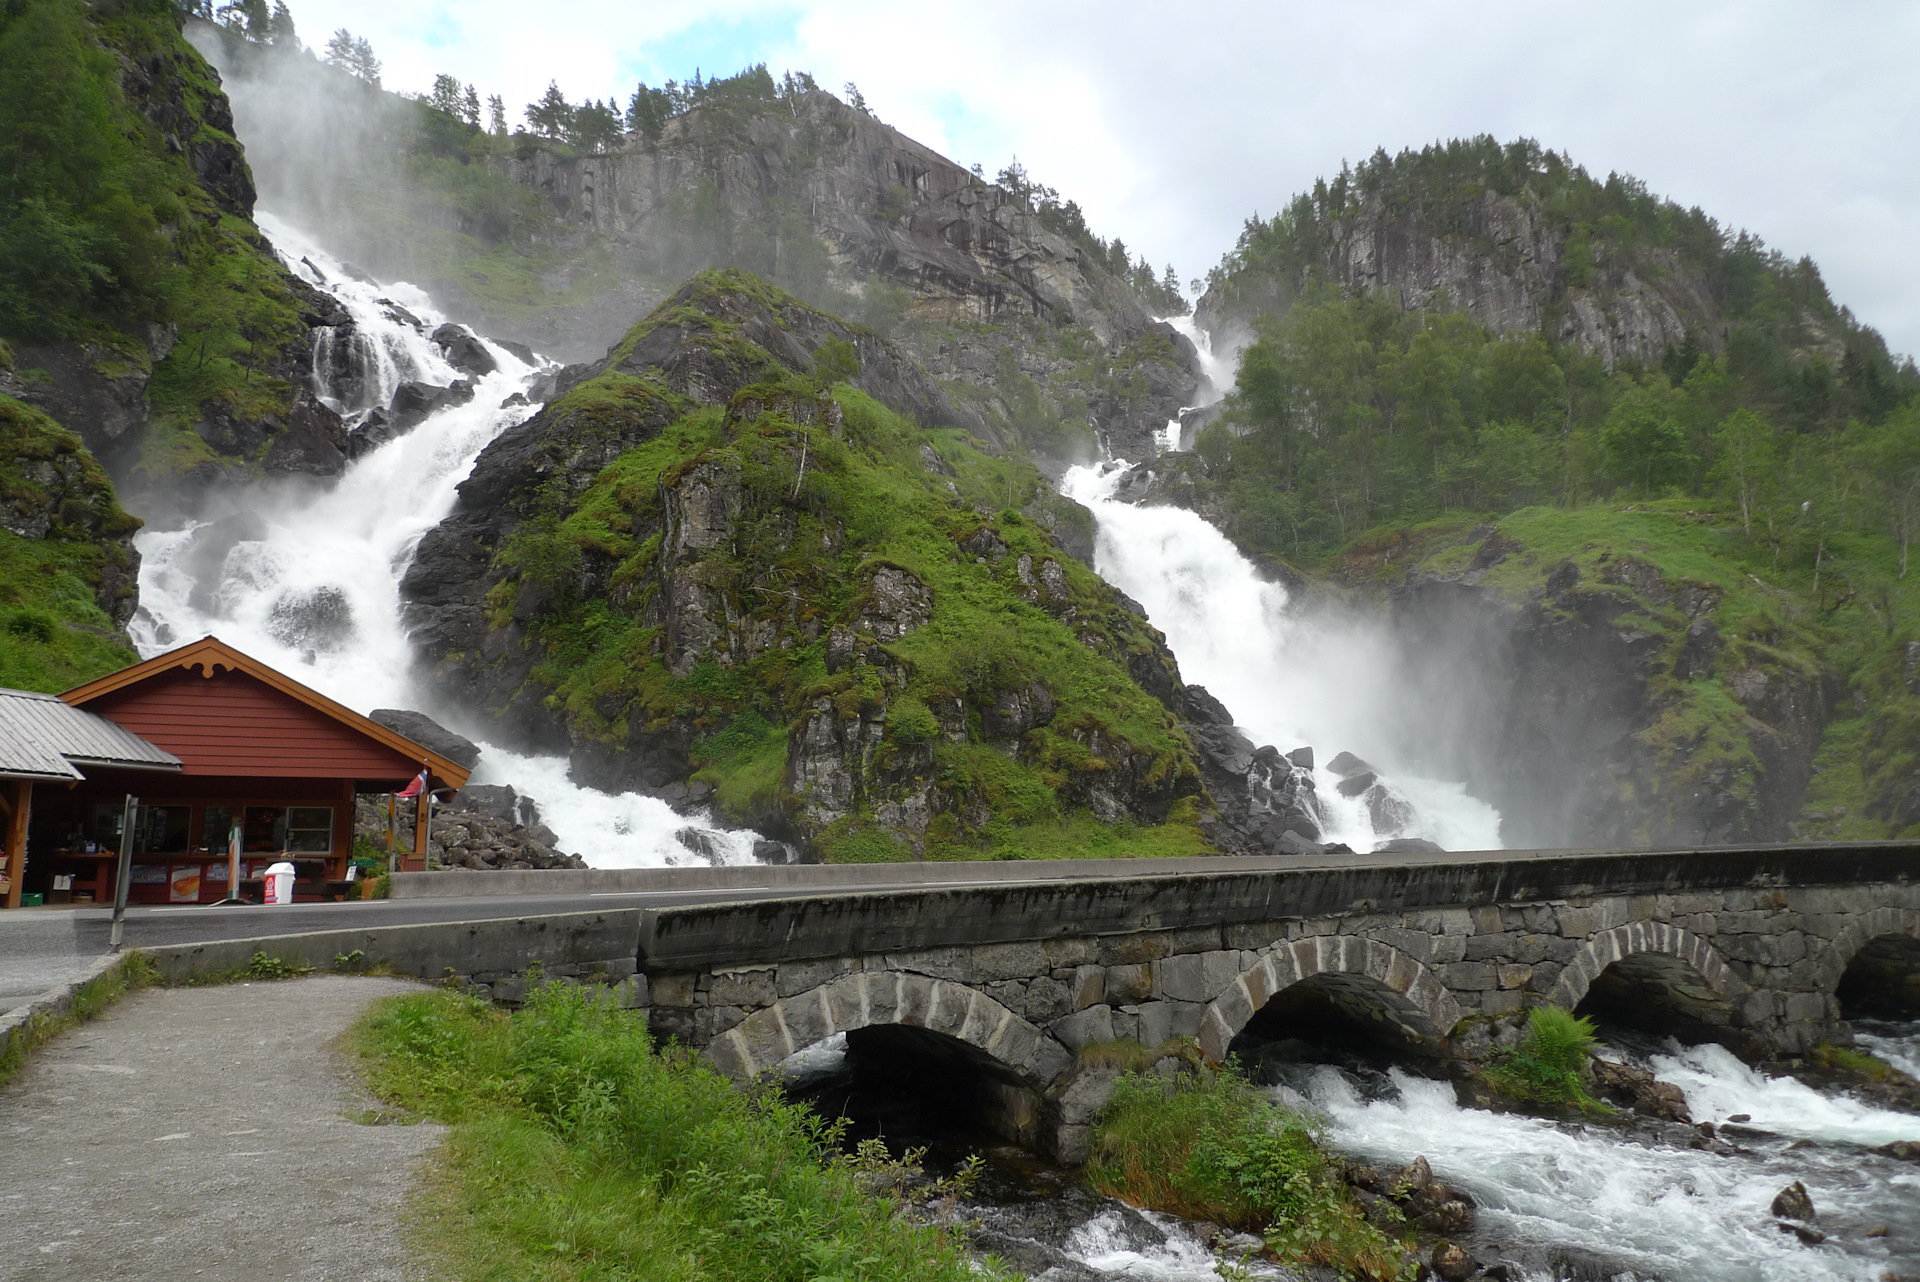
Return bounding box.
[287,807,333,854]
[242,807,287,853]
[200,806,236,856]
[91,804,189,854]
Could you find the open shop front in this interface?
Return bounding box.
[4,635,470,908]
[24,773,360,905]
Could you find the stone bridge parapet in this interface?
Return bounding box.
[624,844,1917,1161]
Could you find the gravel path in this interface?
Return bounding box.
[0,976,443,1281]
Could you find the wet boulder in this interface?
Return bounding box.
[1275,830,1323,856]
[1430,1241,1477,1282]
[370,708,483,771]
[1285,746,1314,769]
[1770,1180,1816,1223]
[1374,836,1445,854]
[431,323,500,377]
[389,377,476,431]
[1336,770,1378,798]
[1328,750,1375,777]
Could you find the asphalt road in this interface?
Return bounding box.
[0,874,1039,1000]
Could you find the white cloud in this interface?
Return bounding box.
[273,0,1920,357]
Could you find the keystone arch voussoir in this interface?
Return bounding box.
[1547,923,1737,1011]
[1816,905,1919,993]
[1199,934,1462,1063]
[704,970,1065,1088]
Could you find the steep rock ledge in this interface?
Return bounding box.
[402,270,1219,860]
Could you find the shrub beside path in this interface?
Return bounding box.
[0,976,441,1281]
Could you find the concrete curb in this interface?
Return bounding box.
[136,909,644,988]
[0,951,131,1076]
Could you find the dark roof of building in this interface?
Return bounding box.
[0,687,183,781]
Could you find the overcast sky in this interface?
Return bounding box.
[273,1,1920,360]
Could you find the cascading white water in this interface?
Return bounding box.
[1155,313,1235,455]
[1060,460,1502,852]
[130,213,761,867]
[1287,1035,1920,1282]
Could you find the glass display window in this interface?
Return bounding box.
[242,807,287,853]
[200,806,236,855]
[286,807,334,854]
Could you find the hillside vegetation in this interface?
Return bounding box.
[406,271,1210,862]
[0,392,139,691]
[0,0,333,485]
[1176,137,1920,840]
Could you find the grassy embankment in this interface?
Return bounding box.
[1087,1065,1414,1280]
[352,983,1002,1282]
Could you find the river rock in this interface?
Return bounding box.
[370,708,483,770]
[1285,746,1314,769]
[1770,1180,1816,1222]
[431,323,499,377]
[1374,836,1445,854]
[1336,770,1378,798]
[1328,750,1375,777]
[1275,830,1323,856]
[1390,1154,1432,1197]
[1774,1220,1826,1245]
[1589,1057,1691,1122]
[1430,1240,1477,1281]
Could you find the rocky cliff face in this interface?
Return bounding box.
[1195,138,1855,374]
[402,271,1222,858]
[1364,532,1836,848]
[463,94,1200,459]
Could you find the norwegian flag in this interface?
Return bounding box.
[395,767,430,799]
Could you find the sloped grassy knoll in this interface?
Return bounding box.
[1088,1067,1413,1279]
[1,0,325,480]
[353,984,1003,1282]
[0,392,139,690]
[479,276,1203,860]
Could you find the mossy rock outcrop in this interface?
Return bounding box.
[0,393,140,691]
[405,270,1212,860]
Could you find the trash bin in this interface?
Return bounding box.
[263,861,296,905]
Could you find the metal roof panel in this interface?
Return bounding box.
[0,687,181,779]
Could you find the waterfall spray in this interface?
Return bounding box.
[131,214,762,868]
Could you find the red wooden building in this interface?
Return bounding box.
[1,636,469,908]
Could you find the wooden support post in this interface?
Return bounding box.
[410,779,430,873]
[3,779,29,910]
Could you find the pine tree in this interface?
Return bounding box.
[526,81,573,141]
[323,28,355,67]
[429,74,464,119]
[626,82,671,143]
[487,94,507,137]
[266,0,295,46]
[843,81,869,114]
[462,85,481,129]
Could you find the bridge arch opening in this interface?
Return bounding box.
[776,1025,1046,1158]
[1573,951,1736,1045]
[1228,971,1449,1080]
[704,970,1071,1158]
[1202,936,1461,1080]
[1835,932,1920,1020]
[1552,925,1737,1046]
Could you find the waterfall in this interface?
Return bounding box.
[130,213,762,868]
[1155,313,1235,455]
[1060,460,1503,853]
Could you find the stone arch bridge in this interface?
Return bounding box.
[626,845,1916,1161]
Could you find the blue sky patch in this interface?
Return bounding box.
[617,10,803,89]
